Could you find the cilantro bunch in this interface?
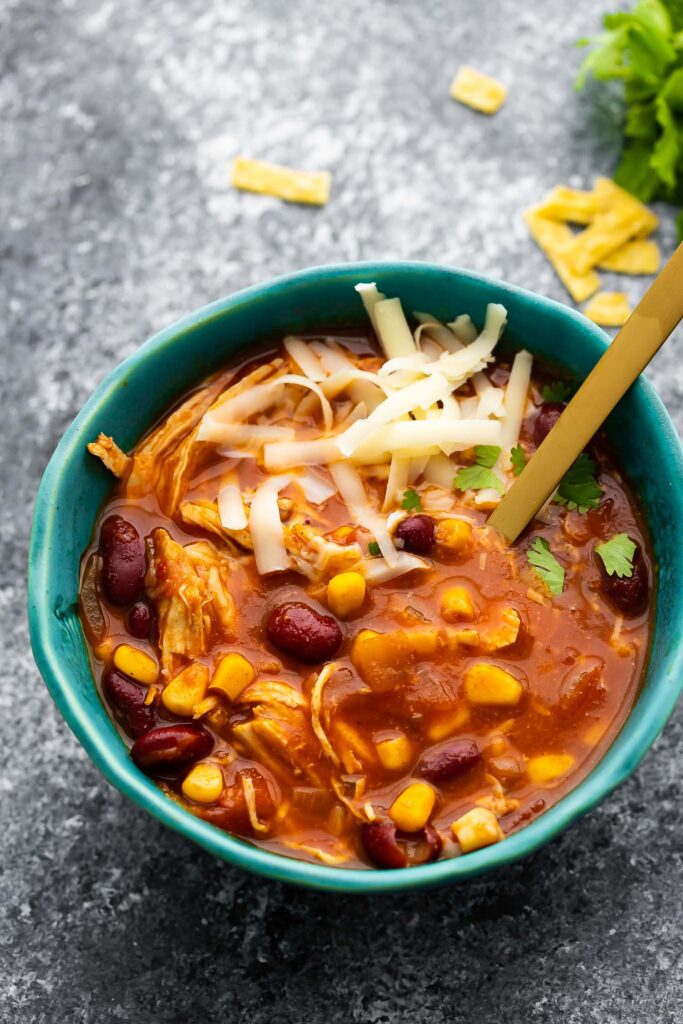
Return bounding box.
[576,0,683,237]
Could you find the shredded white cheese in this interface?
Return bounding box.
[217,484,248,530]
[283,336,327,381]
[248,476,291,574]
[373,297,418,360]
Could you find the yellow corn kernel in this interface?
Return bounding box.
[441,586,476,622]
[181,762,224,804]
[376,733,412,772]
[464,663,523,706]
[483,608,521,651]
[327,571,366,619]
[435,518,473,556]
[113,644,158,685]
[427,706,471,741]
[452,807,504,852]
[527,753,575,784]
[209,652,255,702]
[389,781,436,832]
[162,664,210,717]
[94,637,114,662]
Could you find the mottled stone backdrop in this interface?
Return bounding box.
[2,1,681,1021]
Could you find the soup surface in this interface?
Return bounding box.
[79,288,652,869]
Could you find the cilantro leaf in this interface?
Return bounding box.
[576,0,683,226]
[542,380,575,403]
[595,533,637,577]
[527,538,565,596]
[510,445,527,477]
[454,465,505,495]
[555,453,602,513]
[367,540,381,557]
[473,445,502,469]
[401,489,422,512]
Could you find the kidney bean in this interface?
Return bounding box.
[418,738,481,783]
[131,724,213,772]
[79,553,107,642]
[395,514,436,555]
[597,543,649,617]
[127,601,153,639]
[99,515,146,606]
[103,668,156,738]
[534,402,565,448]
[558,657,605,716]
[265,601,342,662]
[361,821,442,869]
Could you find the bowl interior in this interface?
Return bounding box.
[28,262,683,893]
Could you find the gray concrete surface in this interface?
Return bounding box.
[2,1,682,1021]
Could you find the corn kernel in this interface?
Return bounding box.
[426,706,471,741]
[327,571,366,619]
[527,753,575,784]
[113,644,158,685]
[162,664,210,717]
[389,781,436,832]
[94,637,114,662]
[441,586,476,622]
[451,807,504,852]
[376,733,412,772]
[209,652,255,702]
[435,518,473,556]
[181,762,224,804]
[464,663,523,706]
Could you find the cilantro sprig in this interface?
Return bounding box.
[527,537,566,596]
[542,381,576,403]
[555,453,603,513]
[576,0,683,237]
[454,445,504,495]
[401,489,422,512]
[510,445,527,477]
[596,533,637,577]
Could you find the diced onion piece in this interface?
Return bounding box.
[218,484,248,530]
[414,312,465,353]
[263,438,342,472]
[448,314,478,343]
[423,453,458,489]
[298,471,336,505]
[383,455,411,511]
[353,417,503,460]
[283,336,327,381]
[338,372,453,456]
[329,461,398,566]
[201,423,295,446]
[362,551,431,585]
[373,297,417,360]
[249,476,292,574]
[500,349,533,450]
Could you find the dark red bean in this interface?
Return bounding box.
[103,668,156,738]
[361,821,442,869]
[395,514,436,555]
[131,724,213,772]
[558,657,605,716]
[597,543,649,617]
[99,515,146,606]
[534,402,565,448]
[265,601,342,662]
[418,738,481,783]
[127,601,152,639]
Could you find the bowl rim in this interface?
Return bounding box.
[28,260,683,893]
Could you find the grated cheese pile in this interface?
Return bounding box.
[196,284,534,585]
[525,177,662,326]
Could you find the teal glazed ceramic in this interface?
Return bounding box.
[28,262,683,893]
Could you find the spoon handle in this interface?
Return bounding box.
[489,243,683,545]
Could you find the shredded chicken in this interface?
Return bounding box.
[145,529,207,675]
[180,501,246,555]
[186,541,237,636]
[285,523,363,582]
[87,434,132,479]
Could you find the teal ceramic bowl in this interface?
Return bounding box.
[29,262,683,893]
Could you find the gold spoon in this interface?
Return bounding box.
[488,243,683,545]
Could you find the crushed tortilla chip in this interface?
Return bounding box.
[450,67,507,114]
[231,156,331,206]
[533,185,599,225]
[563,178,658,275]
[583,291,632,327]
[524,208,601,302]
[597,239,661,275]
